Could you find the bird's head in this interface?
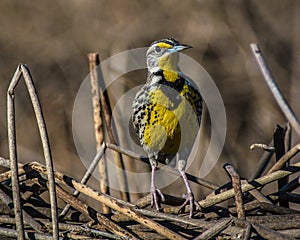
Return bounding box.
[146,38,192,75]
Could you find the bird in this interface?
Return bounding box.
[132,38,202,217]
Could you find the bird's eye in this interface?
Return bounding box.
[155,46,161,53]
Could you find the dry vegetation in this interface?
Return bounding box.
[0,1,300,239]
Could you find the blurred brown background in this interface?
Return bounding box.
[0,1,299,206]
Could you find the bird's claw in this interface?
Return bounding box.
[179,192,200,218]
[150,188,165,211]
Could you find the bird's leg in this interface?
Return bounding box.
[179,169,201,218]
[149,157,165,211]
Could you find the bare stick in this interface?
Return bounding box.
[88,53,110,213]
[250,43,300,136]
[243,223,252,240]
[250,143,275,152]
[93,52,129,201]
[198,161,300,209]
[259,202,300,215]
[193,217,233,240]
[273,125,287,169]
[251,223,293,240]
[249,189,272,204]
[59,142,106,218]
[273,125,288,207]
[20,65,58,239]
[267,143,300,174]
[106,142,218,190]
[278,192,300,204]
[247,213,300,230]
[250,140,274,181]
[279,176,300,193]
[278,229,300,239]
[224,164,245,219]
[285,122,292,152]
[241,180,273,204]
[7,65,25,240]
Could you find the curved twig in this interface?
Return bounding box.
[250,43,300,136]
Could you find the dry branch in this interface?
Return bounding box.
[92,52,129,202]
[268,143,300,174]
[242,180,273,204]
[279,176,300,193]
[250,140,274,181]
[224,164,245,219]
[89,53,129,203]
[193,217,233,240]
[250,143,275,152]
[7,65,25,240]
[247,214,300,230]
[250,43,300,136]
[89,53,110,214]
[273,124,289,207]
[242,223,251,240]
[7,64,58,239]
[251,223,293,240]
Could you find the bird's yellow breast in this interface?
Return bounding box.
[143,87,198,154]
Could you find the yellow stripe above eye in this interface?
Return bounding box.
[156,42,173,49]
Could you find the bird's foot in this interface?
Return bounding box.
[150,187,165,211]
[179,191,200,218]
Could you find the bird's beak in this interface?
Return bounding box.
[169,44,192,53]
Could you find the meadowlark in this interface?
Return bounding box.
[132,38,202,217]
